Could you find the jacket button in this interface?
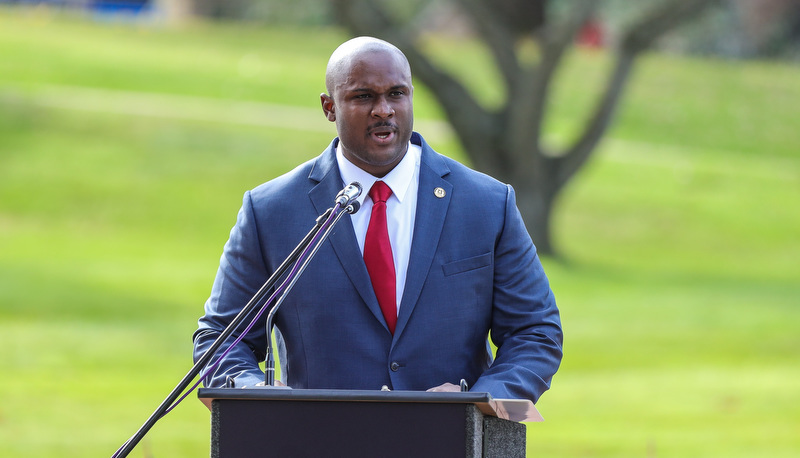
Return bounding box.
[390,362,400,371]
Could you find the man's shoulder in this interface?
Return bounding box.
[250,158,315,196]
[248,146,334,204]
[419,139,509,196]
[439,154,502,185]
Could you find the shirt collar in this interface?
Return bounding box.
[335,141,421,204]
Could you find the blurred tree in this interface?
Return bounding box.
[192,0,249,18]
[695,0,800,58]
[331,0,717,255]
[189,0,332,21]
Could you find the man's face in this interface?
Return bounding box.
[322,51,414,177]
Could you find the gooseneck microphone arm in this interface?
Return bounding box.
[264,199,360,386]
[111,182,361,458]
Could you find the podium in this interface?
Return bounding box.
[198,388,542,458]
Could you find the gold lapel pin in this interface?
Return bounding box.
[434,187,446,198]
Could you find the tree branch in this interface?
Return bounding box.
[505,0,597,164]
[557,0,718,190]
[454,0,521,89]
[556,52,635,189]
[621,0,720,53]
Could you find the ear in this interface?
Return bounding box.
[320,93,336,122]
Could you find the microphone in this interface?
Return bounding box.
[335,181,362,207]
[346,201,361,214]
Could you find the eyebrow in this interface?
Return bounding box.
[350,84,409,93]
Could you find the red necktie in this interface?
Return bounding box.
[363,181,397,334]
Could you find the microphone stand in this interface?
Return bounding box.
[264,201,359,386]
[112,199,359,458]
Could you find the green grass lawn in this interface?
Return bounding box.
[1,8,798,457]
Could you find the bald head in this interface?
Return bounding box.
[325,37,411,97]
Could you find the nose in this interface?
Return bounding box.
[372,96,394,119]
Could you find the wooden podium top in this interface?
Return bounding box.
[198,388,543,422]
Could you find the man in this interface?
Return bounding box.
[193,37,562,402]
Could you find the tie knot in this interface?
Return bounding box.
[369,181,393,204]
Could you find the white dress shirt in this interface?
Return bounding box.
[336,142,421,316]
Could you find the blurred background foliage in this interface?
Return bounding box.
[0,1,798,457]
[196,0,800,60]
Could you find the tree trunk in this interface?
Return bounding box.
[512,176,557,256]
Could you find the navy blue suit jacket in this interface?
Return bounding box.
[194,133,562,402]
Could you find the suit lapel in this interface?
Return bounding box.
[308,135,454,338]
[394,139,452,339]
[308,142,387,330]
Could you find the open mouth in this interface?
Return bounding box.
[369,125,396,143]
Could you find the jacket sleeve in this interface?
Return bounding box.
[192,190,271,389]
[470,184,563,402]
